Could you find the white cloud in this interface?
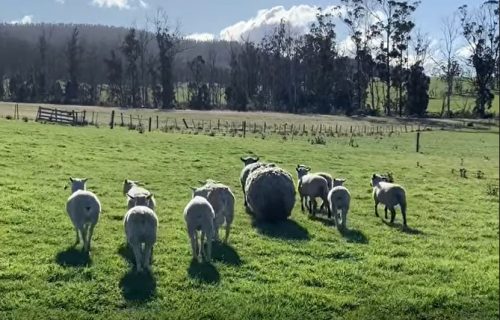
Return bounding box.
[91,0,130,9]
[10,15,34,24]
[186,33,216,42]
[219,5,341,42]
[55,0,65,4]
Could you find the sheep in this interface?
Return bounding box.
[123,179,156,210]
[297,164,333,211]
[371,173,407,227]
[245,166,295,222]
[327,178,351,230]
[123,196,158,273]
[295,165,330,217]
[239,156,261,206]
[184,195,215,262]
[65,177,101,253]
[192,180,235,243]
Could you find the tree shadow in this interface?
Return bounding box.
[187,260,220,284]
[339,228,369,244]
[55,247,91,267]
[119,269,157,302]
[212,242,242,266]
[382,220,424,235]
[252,219,310,241]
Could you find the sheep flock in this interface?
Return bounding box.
[64,157,408,273]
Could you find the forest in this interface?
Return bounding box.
[0,0,498,118]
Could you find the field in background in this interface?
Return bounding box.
[0,116,498,319]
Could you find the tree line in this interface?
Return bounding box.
[0,1,498,118]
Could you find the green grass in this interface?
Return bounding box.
[0,118,498,319]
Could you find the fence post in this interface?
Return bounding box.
[148,117,152,132]
[121,113,124,126]
[110,110,115,129]
[264,122,266,133]
[129,115,132,126]
[416,131,421,152]
[156,116,159,129]
[217,119,220,131]
[82,110,86,123]
[284,123,287,135]
[243,121,246,138]
[183,118,189,129]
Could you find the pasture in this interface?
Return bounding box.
[0,115,498,319]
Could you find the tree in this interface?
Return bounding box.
[37,30,48,101]
[65,27,82,104]
[187,55,210,109]
[121,28,141,108]
[406,62,429,115]
[459,2,499,117]
[104,50,123,106]
[154,10,179,109]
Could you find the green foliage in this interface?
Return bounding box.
[406,63,430,116]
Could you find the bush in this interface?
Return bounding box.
[6,115,13,120]
[22,116,29,122]
[310,135,326,145]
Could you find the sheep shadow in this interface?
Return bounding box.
[212,242,242,266]
[118,243,135,265]
[252,219,310,241]
[187,260,220,284]
[382,220,424,235]
[309,214,336,227]
[339,228,369,244]
[55,247,91,267]
[119,270,157,302]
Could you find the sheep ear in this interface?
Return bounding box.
[69,177,74,182]
[190,187,197,191]
[198,180,206,185]
[147,193,154,200]
[64,184,68,190]
[254,156,260,161]
[124,179,129,183]
[126,193,134,200]
[240,156,248,162]
[83,178,88,182]
[306,166,311,171]
[372,174,376,179]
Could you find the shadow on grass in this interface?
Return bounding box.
[118,243,135,265]
[55,247,91,267]
[187,260,220,284]
[119,270,157,302]
[309,214,336,227]
[382,220,424,235]
[212,242,242,266]
[252,219,310,241]
[339,228,369,244]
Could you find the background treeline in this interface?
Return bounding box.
[0,1,498,118]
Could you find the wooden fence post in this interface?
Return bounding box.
[156,116,159,129]
[416,132,421,152]
[148,117,152,132]
[110,110,115,129]
[183,118,189,129]
[243,121,246,138]
[82,110,86,123]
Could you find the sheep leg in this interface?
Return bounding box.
[341,207,348,230]
[401,203,408,227]
[389,207,397,224]
[213,225,220,242]
[311,198,317,216]
[143,242,153,271]
[80,226,88,252]
[131,243,143,272]
[189,232,199,262]
[224,224,231,244]
[374,201,379,217]
[85,224,95,252]
[204,231,212,262]
[74,227,81,246]
[323,196,330,218]
[300,195,305,212]
[333,207,340,228]
[384,206,388,219]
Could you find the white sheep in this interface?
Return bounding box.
[245,166,296,222]
[371,173,407,227]
[239,156,262,206]
[65,177,101,252]
[327,178,351,230]
[295,165,330,216]
[123,179,156,210]
[123,194,158,273]
[184,195,215,262]
[193,180,235,243]
[297,165,332,212]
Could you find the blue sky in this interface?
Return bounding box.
[1,0,479,41]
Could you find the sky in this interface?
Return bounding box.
[0,0,483,71]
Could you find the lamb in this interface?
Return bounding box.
[245,166,295,222]
[184,195,215,262]
[297,164,332,211]
[327,178,351,230]
[295,165,330,216]
[123,195,158,272]
[192,180,235,243]
[65,177,101,253]
[371,173,407,227]
[123,179,156,210]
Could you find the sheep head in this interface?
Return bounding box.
[295,165,310,179]
[240,156,259,166]
[127,192,154,207]
[69,177,88,193]
[333,178,346,187]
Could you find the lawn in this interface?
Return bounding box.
[0,117,498,319]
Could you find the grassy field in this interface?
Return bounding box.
[0,117,498,319]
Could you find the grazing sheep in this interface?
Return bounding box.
[123,179,156,210]
[239,156,261,206]
[66,177,101,253]
[371,174,407,227]
[245,166,295,222]
[193,180,235,243]
[296,165,330,216]
[327,179,351,230]
[123,199,158,272]
[297,164,333,211]
[184,195,215,262]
